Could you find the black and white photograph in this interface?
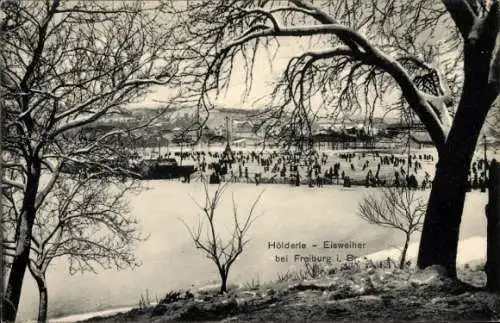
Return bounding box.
[1,0,499,321]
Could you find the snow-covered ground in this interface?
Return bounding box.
[15,182,488,322]
[48,235,489,323]
[49,306,137,323]
[364,235,486,266]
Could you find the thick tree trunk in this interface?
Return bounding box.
[417,39,497,277]
[3,245,30,322]
[486,160,500,292]
[416,153,469,277]
[3,172,40,322]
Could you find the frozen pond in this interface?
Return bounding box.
[16,182,488,321]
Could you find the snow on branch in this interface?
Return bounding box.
[2,178,25,191]
[397,55,453,130]
[195,1,451,151]
[27,175,144,275]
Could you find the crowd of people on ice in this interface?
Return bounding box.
[155,149,424,189]
[148,147,492,191]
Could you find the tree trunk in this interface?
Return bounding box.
[486,159,500,292]
[28,263,48,323]
[35,273,48,323]
[416,153,469,277]
[400,233,411,269]
[37,284,48,323]
[417,40,497,277]
[3,172,40,322]
[2,244,30,322]
[219,271,228,294]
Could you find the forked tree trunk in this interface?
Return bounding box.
[219,270,228,294]
[417,38,497,277]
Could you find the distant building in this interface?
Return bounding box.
[409,131,434,149]
[232,119,258,139]
[314,116,390,137]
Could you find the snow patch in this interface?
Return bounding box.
[48,304,157,323]
[363,236,486,265]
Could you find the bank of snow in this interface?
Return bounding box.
[49,307,135,323]
[363,235,486,266]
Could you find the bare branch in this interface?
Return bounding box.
[182,175,263,293]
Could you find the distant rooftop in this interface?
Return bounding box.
[410,131,433,144]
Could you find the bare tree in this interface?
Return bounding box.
[0,1,178,320]
[2,172,144,322]
[358,187,426,269]
[182,176,263,294]
[171,0,500,277]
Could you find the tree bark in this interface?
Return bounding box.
[34,273,48,323]
[486,159,500,292]
[3,171,40,322]
[28,262,48,323]
[417,39,497,277]
[400,233,411,269]
[37,282,48,323]
[2,246,30,322]
[219,269,228,294]
[417,154,468,277]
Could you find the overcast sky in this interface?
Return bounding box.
[129,37,305,110]
[127,0,457,122]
